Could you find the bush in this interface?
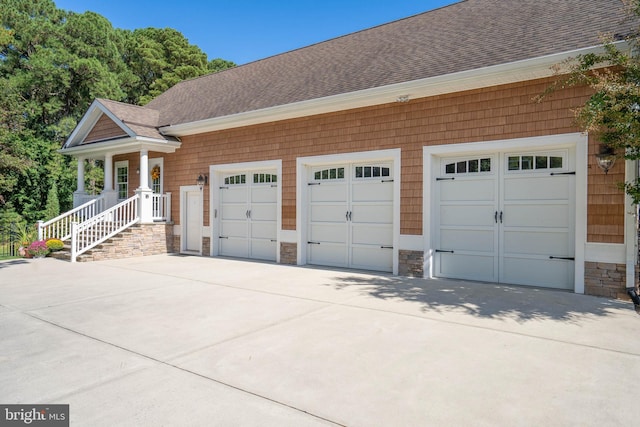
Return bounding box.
[27,240,49,257]
[46,238,64,251]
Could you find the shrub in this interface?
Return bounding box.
[27,240,49,257]
[46,238,64,251]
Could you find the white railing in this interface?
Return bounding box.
[70,195,139,262]
[152,192,172,222]
[38,196,106,241]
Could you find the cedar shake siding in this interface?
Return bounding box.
[82,114,127,144]
[116,76,623,242]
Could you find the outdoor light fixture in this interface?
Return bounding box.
[595,146,616,174]
[396,95,410,103]
[196,173,208,188]
[136,167,140,174]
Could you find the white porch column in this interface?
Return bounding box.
[136,149,153,223]
[138,149,150,190]
[73,157,87,207]
[102,152,118,209]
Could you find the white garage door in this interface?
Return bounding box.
[435,149,575,289]
[219,171,277,261]
[308,163,393,272]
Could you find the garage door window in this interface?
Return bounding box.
[444,158,491,175]
[507,153,564,172]
[354,165,390,179]
[253,173,277,184]
[313,167,345,181]
[224,174,246,185]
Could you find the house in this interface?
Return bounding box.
[47,0,639,299]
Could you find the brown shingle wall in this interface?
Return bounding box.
[83,114,127,144]
[587,135,625,243]
[123,77,621,242]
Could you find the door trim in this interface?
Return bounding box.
[180,185,203,255]
[423,133,587,293]
[297,149,401,275]
[210,160,282,261]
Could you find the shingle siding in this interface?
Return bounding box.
[121,76,621,242]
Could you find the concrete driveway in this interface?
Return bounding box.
[1,255,639,426]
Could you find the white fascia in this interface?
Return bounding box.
[58,137,181,158]
[160,43,626,137]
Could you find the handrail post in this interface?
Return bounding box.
[71,222,78,263]
[37,220,44,241]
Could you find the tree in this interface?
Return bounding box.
[546,1,640,202]
[0,0,235,224]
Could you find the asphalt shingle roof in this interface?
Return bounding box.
[120,0,640,129]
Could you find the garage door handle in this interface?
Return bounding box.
[219,236,229,239]
[494,211,498,223]
[435,249,454,253]
[549,256,575,261]
[550,171,576,176]
[436,177,455,181]
[308,241,320,245]
[381,245,393,249]
[499,211,503,223]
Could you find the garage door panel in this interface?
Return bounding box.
[309,223,347,243]
[309,243,348,268]
[440,228,494,252]
[310,184,347,202]
[439,253,496,282]
[251,203,277,221]
[503,230,570,256]
[252,185,277,203]
[502,257,573,290]
[310,203,347,222]
[351,246,393,272]
[220,221,248,238]
[440,205,495,227]
[220,238,249,258]
[440,179,494,202]
[221,187,248,203]
[251,222,276,240]
[352,182,393,202]
[352,224,392,246]
[504,176,570,201]
[504,204,569,228]
[250,240,277,261]
[351,204,393,224]
[221,204,248,221]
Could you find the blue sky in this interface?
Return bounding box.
[54,0,457,65]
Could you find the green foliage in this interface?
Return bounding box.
[0,0,235,223]
[44,182,60,220]
[544,1,640,203]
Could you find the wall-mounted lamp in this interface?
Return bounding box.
[196,173,208,188]
[136,167,140,174]
[396,95,410,103]
[595,146,616,174]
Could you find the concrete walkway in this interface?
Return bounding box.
[1,255,639,426]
